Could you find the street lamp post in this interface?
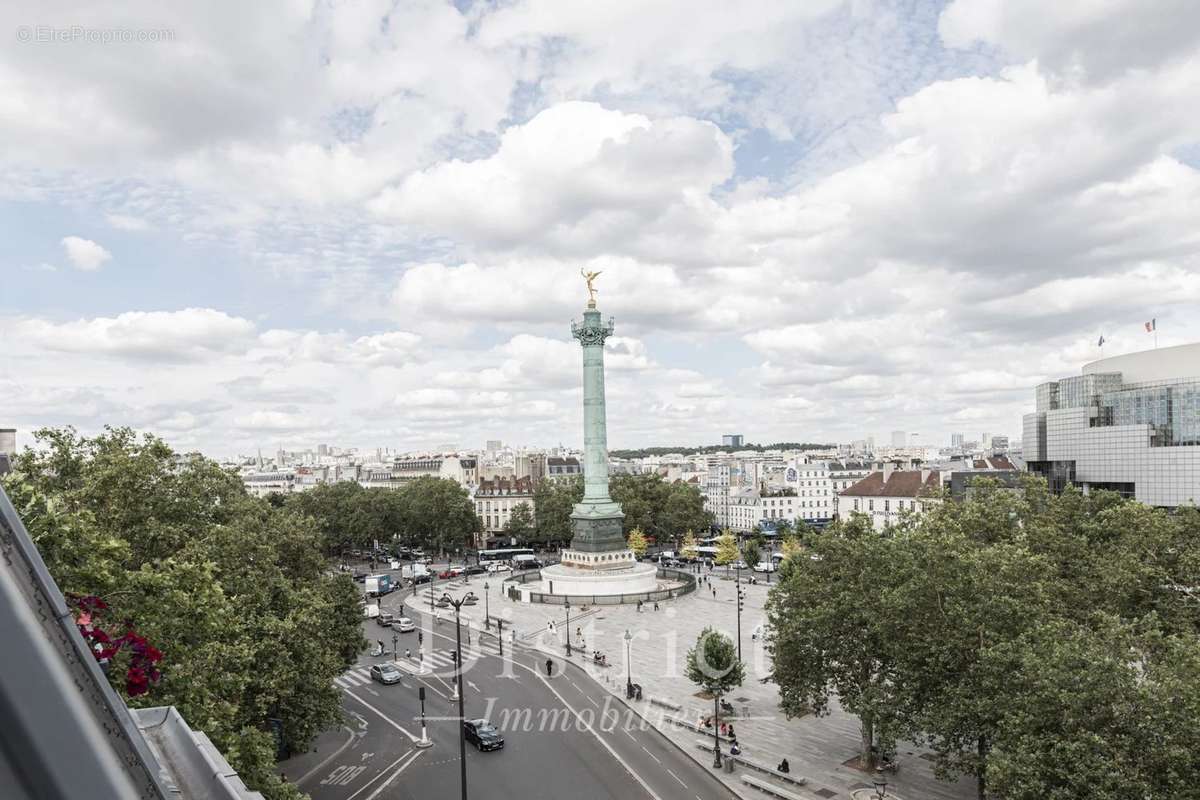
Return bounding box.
[735,563,742,663]
[564,600,572,657]
[712,692,722,769]
[496,618,504,656]
[392,633,398,663]
[441,590,477,800]
[624,629,634,696]
[873,776,888,799]
[484,581,491,630]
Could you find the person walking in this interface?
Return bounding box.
[545,658,554,677]
[712,587,717,599]
[777,759,790,774]
[653,601,659,611]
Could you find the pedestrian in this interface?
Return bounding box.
[653,601,659,611]
[730,739,741,756]
[727,723,735,739]
[405,648,411,659]
[720,721,728,736]
[576,626,582,640]
[777,759,790,774]
[712,587,716,599]
[545,658,554,676]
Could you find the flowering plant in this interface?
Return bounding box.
[70,595,163,696]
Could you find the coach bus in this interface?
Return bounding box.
[476,547,535,565]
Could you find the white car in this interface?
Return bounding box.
[486,563,512,573]
[393,617,416,633]
[753,561,776,573]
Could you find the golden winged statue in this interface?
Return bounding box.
[581,268,602,305]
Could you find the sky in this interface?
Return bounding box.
[2,0,1199,459]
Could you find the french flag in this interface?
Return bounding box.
[1145,319,1156,333]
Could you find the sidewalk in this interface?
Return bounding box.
[408,572,974,800]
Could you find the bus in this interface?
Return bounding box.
[477,547,535,565]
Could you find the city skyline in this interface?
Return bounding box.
[4,1,1200,456]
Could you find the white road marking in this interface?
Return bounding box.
[295,726,356,788]
[623,729,637,742]
[667,768,687,788]
[641,745,661,764]
[344,691,418,743]
[362,748,424,800]
[364,687,379,697]
[585,694,600,708]
[342,749,414,800]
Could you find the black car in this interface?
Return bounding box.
[463,565,487,576]
[410,573,432,585]
[463,719,504,751]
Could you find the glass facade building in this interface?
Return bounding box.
[1023,343,1200,507]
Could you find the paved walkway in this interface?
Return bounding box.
[407,570,974,800]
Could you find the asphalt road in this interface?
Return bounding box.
[281,574,736,800]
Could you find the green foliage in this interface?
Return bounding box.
[626,527,648,557]
[680,529,698,557]
[740,540,761,568]
[3,426,364,800]
[609,474,712,540]
[766,473,1200,795]
[714,530,739,565]
[503,502,535,541]
[686,626,745,696]
[531,476,583,546]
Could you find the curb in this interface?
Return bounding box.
[575,664,747,800]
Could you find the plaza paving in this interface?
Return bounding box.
[408,568,974,800]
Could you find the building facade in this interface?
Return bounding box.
[1022,342,1200,507]
[473,477,536,545]
[836,466,941,531]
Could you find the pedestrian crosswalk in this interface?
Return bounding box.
[334,638,504,689]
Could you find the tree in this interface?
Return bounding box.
[780,534,802,560]
[740,540,761,569]
[714,530,739,566]
[532,477,582,547]
[767,521,910,769]
[3,426,363,800]
[503,502,535,542]
[686,626,745,699]
[627,527,648,557]
[985,619,1200,800]
[399,476,480,555]
[680,529,698,559]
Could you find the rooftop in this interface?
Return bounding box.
[840,470,941,498]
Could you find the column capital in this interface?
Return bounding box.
[571,310,615,347]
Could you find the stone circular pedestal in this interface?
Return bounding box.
[539,560,658,597]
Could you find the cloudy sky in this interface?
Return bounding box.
[2,1,1199,458]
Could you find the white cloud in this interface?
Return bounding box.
[105,213,150,231]
[60,236,112,271]
[939,0,1200,83]
[371,102,733,254]
[11,308,255,361]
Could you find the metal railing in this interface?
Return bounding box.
[516,567,697,605]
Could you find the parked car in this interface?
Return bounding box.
[463,719,504,751]
[753,561,776,573]
[392,617,416,633]
[369,664,403,685]
[376,612,395,627]
[410,573,432,585]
